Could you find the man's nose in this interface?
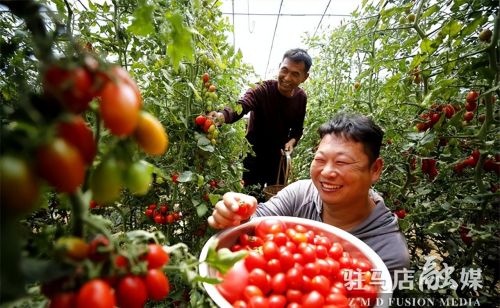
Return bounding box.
[321,163,339,177]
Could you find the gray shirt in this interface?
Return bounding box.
[253,179,410,276]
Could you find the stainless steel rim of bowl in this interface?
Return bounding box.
[199,216,393,308]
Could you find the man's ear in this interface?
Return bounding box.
[371,158,384,184]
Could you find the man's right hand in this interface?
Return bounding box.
[207,192,258,229]
[207,111,225,125]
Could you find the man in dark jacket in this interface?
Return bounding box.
[213,48,312,187]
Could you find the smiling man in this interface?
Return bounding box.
[212,48,312,188]
[208,113,410,277]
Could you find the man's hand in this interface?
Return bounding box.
[207,111,225,126]
[284,138,296,153]
[207,192,258,229]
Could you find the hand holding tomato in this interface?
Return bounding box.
[207,192,257,229]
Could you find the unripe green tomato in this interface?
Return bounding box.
[90,158,123,204]
[209,92,218,101]
[156,176,165,184]
[212,129,219,138]
[211,138,217,145]
[206,132,214,139]
[207,124,216,133]
[125,160,153,195]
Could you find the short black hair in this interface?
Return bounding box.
[283,48,312,72]
[318,113,384,164]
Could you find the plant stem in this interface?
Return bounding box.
[70,190,86,237]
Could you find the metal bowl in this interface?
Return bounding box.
[199,216,393,307]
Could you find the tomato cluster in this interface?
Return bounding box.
[454,149,500,175]
[1,59,169,212]
[217,219,379,308]
[194,114,220,145]
[421,158,438,180]
[415,103,457,132]
[144,203,182,225]
[47,240,170,308]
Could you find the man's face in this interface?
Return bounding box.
[277,57,309,96]
[310,134,383,207]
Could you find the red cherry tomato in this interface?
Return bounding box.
[146,244,169,269]
[262,241,280,260]
[245,250,268,271]
[76,279,115,308]
[268,294,286,308]
[144,269,170,301]
[325,292,349,306]
[36,138,85,193]
[216,260,249,304]
[255,218,286,239]
[57,116,96,165]
[116,275,148,308]
[311,275,331,296]
[248,268,271,294]
[43,65,94,113]
[87,234,110,262]
[286,267,303,290]
[243,285,264,301]
[195,115,207,126]
[271,272,287,294]
[99,80,140,136]
[302,290,325,308]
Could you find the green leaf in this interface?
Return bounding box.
[205,242,248,274]
[208,194,221,206]
[197,136,215,152]
[187,81,202,101]
[165,13,194,70]
[461,16,487,37]
[420,38,435,54]
[421,4,439,19]
[196,203,208,217]
[128,3,155,36]
[178,171,193,182]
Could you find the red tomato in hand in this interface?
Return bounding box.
[236,201,250,216]
[99,80,140,136]
[57,115,96,165]
[144,269,170,301]
[76,279,115,308]
[116,275,148,308]
[36,138,85,193]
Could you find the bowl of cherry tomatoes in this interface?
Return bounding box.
[199,216,392,308]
